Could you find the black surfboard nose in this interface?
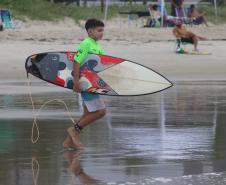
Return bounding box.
[25,56,42,79]
[26,53,61,81]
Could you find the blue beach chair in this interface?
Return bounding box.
[0,9,14,29]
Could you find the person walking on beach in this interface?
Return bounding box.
[63,18,106,150]
[172,20,207,52]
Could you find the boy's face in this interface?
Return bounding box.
[88,26,104,41]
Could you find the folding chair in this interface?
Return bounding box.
[0,9,14,29]
[147,5,161,27]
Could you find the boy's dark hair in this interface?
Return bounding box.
[85,18,104,31]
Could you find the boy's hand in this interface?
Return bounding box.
[73,81,82,93]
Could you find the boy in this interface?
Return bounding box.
[172,20,207,52]
[63,18,106,150]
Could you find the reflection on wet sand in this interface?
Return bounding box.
[213,103,226,173]
[1,81,226,185]
[64,150,102,185]
[32,157,39,185]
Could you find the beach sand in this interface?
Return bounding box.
[0,18,226,81]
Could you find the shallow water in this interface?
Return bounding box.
[0,81,226,185]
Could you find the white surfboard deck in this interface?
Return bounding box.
[98,61,172,95]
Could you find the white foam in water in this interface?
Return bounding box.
[125,182,136,185]
[153,177,172,183]
[107,182,117,185]
[108,172,226,185]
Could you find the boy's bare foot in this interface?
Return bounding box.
[67,127,84,150]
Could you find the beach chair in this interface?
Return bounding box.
[0,9,14,29]
[148,4,176,27]
[146,5,161,27]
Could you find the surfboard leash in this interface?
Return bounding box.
[26,77,40,144]
[26,75,76,144]
[31,157,39,185]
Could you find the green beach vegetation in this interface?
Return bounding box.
[199,5,226,24]
[0,0,226,24]
[0,0,147,21]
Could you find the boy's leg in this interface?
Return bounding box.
[68,97,106,149]
[67,126,83,149]
[78,108,106,128]
[63,103,90,149]
[67,109,106,149]
[76,97,106,128]
[66,105,106,150]
[63,105,89,149]
[79,104,89,121]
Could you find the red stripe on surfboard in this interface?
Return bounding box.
[65,52,124,65]
[51,76,65,86]
[81,69,113,92]
[99,55,124,65]
[65,52,76,61]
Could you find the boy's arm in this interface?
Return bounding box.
[73,42,89,93]
[73,62,81,92]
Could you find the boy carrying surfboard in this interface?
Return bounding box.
[63,18,106,150]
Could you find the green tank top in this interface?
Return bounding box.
[74,36,104,64]
[74,37,104,101]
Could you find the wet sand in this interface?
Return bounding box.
[0,81,226,185]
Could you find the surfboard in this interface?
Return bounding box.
[25,52,172,96]
[184,51,212,55]
[176,49,211,55]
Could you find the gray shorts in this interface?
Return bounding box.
[83,97,106,112]
[78,94,106,112]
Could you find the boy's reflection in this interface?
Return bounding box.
[64,151,101,185]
